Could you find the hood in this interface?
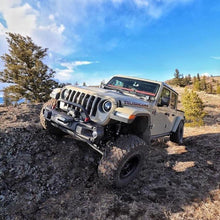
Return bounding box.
[64,85,152,108]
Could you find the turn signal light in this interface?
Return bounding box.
[128,115,136,120]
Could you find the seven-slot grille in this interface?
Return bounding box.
[61,89,102,117]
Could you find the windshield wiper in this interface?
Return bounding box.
[103,85,124,94]
[127,89,141,97]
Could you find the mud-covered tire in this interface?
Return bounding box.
[98,135,146,187]
[170,120,184,144]
[40,99,64,136]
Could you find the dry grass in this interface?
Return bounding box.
[170,189,220,220]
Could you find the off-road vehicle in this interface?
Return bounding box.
[40,75,184,187]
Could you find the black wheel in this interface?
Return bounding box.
[170,120,184,144]
[98,135,146,187]
[40,99,64,136]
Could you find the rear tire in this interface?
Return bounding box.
[170,120,184,144]
[40,99,64,136]
[98,135,146,187]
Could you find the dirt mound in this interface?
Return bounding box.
[0,104,220,219]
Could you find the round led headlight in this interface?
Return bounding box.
[63,89,69,99]
[102,100,112,112]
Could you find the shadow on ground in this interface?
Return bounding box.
[0,126,219,219]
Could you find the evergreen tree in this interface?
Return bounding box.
[193,79,201,91]
[174,69,180,79]
[181,89,206,126]
[206,83,213,94]
[193,76,197,84]
[192,73,202,91]
[188,74,192,82]
[217,85,220,94]
[200,76,207,91]
[174,69,181,86]
[168,69,191,87]
[0,33,58,103]
[3,87,12,106]
[184,74,192,85]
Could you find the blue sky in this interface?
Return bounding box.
[0,0,220,94]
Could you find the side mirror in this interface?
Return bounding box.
[99,82,106,88]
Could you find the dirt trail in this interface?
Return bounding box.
[0,104,219,219]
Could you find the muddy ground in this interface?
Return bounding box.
[0,104,220,219]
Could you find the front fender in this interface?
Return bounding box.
[110,107,150,123]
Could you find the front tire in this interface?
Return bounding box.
[40,99,64,136]
[170,120,184,144]
[98,135,146,187]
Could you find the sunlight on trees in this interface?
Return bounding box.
[181,89,206,126]
[0,33,58,105]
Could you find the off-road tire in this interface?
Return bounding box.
[98,135,146,187]
[40,99,64,136]
[170,120,184,144]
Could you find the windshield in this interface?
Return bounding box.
[106,76,160,97]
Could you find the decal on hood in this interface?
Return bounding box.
[123,100,149,108]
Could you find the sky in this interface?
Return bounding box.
[0,0,220,95]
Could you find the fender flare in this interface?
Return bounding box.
[131,114,151,145]
[172,117,184,133]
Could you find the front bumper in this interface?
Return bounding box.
[44,107,104,143]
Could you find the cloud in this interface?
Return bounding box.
[55,61,95,83]
[131,0,194,18]
[49,14,55,21]
[211,56,220,60]
[201,72,210,77]
[134,0,149,8]
[0,0,194,57]
[0,0,67,55]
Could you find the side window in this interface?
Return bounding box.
[158,88,170,107]
[170,92,177,109]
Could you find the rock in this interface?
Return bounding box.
[216,117,220,123]
[0,103,220,220]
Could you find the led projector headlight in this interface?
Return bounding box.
[102,100,112,112]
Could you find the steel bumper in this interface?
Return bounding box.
[44,107,104,143]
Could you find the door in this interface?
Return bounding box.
[151,87,177,136]
[151,105,171,136]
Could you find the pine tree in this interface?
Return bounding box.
[193,76,197,86]
[184,74,192,86]
[206,83,213,94]
[181,89,206,126]
[193,79,201,91]
[188,74,192,82]
[174,69,181,86]
[3,87,12,106]
[174,69,180,79]
[0,33,58,103]
[200,76,207,91]
[217,85,220,94]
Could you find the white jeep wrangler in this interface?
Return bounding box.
[40,75,184,187]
